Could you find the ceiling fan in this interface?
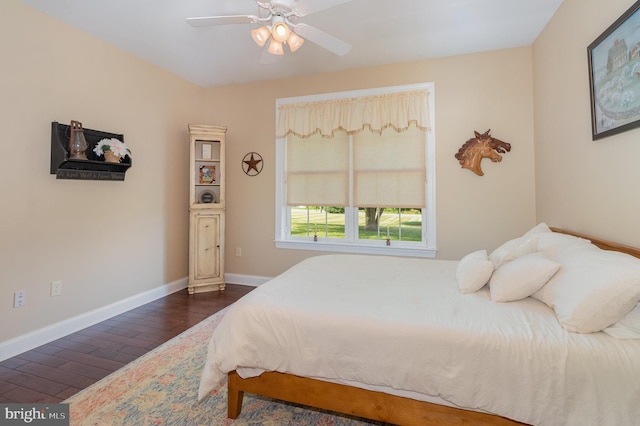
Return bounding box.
[187,0,352,56]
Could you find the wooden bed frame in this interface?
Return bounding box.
[228,371,522,425]
[226,228,640,426]
[549,227,640,258]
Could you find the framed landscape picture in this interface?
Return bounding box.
[199,165,216,184]
[588,0,640,140]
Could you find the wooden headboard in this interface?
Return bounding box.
[551,227,640,259]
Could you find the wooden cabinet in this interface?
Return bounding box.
[188,125,227,294]
[189,210,224,292]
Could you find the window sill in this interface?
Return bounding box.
[274,239,437,258]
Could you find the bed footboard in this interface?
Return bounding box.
[227,371,524,425]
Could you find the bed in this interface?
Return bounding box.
[198,226,640,425]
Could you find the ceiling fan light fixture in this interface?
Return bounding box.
[268,39,284,55]
[251,25,271,47]
[188,0,353,57]
[271,16,291,43]
[287,31,304,52]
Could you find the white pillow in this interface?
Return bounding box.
[488,223,551,270]
[490,252,561,302]
[522,222,552,239]
[532,245,640,333]
[603,303,640,339]
[456,250,494,294]
[489,235,538,270]
[536,232,593,259]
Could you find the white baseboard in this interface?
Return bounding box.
[225,272,272,287]
[0,273,272,362]
[0,277,188,362]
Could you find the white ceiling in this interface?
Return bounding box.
[18,0,563,88]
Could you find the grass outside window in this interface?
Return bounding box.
[290,207,422,242]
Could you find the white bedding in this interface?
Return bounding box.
[198,254,640,425]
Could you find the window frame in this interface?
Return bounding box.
[274,82,437,258]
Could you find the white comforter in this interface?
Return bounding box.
[198,254,640,425]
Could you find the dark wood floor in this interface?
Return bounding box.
[0,284,253,403]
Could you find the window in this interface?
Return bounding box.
[275,83,436,257]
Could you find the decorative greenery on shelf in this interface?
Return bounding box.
[93,138,132,158]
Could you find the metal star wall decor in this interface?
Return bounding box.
[242,152,263,176]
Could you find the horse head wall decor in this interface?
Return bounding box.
[455,130,511,176]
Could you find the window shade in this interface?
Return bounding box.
[277,89,430,138]
[354,125,426,208]
[286,132,349,206]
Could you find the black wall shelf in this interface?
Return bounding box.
[50,121,132,181]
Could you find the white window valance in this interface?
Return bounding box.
[276,89,431,138]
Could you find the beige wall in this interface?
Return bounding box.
[1,1,539,344]
[0,1,206,342]
[207,47,537,278]
[534,0,640,246]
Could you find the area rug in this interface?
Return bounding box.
[65,307,378,425]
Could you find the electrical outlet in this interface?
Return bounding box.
[51,280,63,297]
[235,247,242,257]
[14,290,26,308]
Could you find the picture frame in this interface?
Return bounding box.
[588,0,640,140]
[199,165,216,184]
[201,143,212,160]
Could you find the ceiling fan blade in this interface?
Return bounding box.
[186,15,259,27]
[293,0,352,17]
[294,23,351,56]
